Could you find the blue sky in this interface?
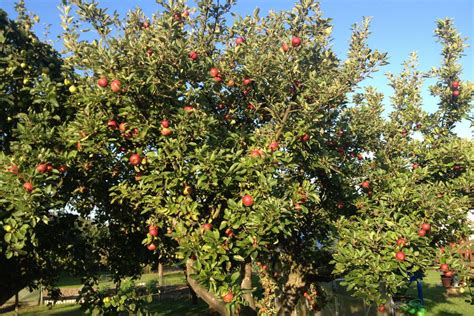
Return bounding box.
[2,0,472,137]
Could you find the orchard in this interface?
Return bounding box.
[0,0,472,315]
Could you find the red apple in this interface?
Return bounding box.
[36,163,48,174]
[119,122,127,132]
[291,36,301,47]
[247,103,255,110]
[444,270,454,277]
[129,153,141,166]
[97,77,108,88]
[188,51,198,61]
[147,243,156,251]
[451,81,460,89]
[395,251,405,261]
[209,67,220,77]
[146,48,153,57]
[107,120,118,130]
[281,42,289,52]
[250,149,263,158]
[452,90,460,97]
[418,229,426,237]
[23,182,33,193]
[161,120,170,128]
[357,153,363,161]
[142,21,150,29]
[235,37,245,45]
[46,164,53,173]
[182,9,189,18]
[225,228,234,237]
[396,238,406,246]
[269,141,279,152]
[222,291,233,303]
[183,106,194,112]
[57,165,68,173]
[300,133,310,142]
[149,226,158,237]
[202,223,213,231]
[227,79,235,87]
[161,128,172,136]
[440,263,449,272]
[412,163,419,169]
[243,78,252,86]
[111,79,121,93]
[361,180,370,189]
[6,164,19,174]
[242,194,254,207]
[214,75,223,82]
[421,223,431,231]
[378,304,386,312]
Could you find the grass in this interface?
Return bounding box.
[55,270,186,289]
[5,269,472,315]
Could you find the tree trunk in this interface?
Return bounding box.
[240,259,257,315]
[158,263,164,286]
[186,259,229,316]
[14,292,19,316]
[276,270,305,316]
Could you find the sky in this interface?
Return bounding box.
[1,0,473,137]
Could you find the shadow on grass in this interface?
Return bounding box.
[147,298,209,316]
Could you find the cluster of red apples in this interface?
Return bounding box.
[394,223,431,262]
[6,162,67,193]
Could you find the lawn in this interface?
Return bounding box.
[4,269,471,315]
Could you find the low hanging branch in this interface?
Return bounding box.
[186,258,229,316]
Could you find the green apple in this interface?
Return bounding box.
[3,225,12,232]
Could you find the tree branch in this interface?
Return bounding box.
[186,258,229,316]
[240,259,257,315]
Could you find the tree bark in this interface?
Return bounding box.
[240,259,257,315]
[276,270,305,316]
[14,292,19,316]
[186,259,229,316]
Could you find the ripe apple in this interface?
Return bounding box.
[161,128,172,136]
[182,9,189,18]
[412,163,419,169]
[222,291,233,303]
[250,149,263,158]
[243,78,252,86]
[281,42,289,52]
[444,270,454,277]
[161,120,170,128]
[142,21,150,29]
[421,223,431,231]
[357,153,363,161]
[452,90,460,97]
[227,79,235,87]
[396,238,406,246]
[202,223,212,231]
[129,153,141,166]
[23,182,33,193]
[291,36,301,47]
[149,226,158,237]
[97,77,108,88]
[146,49,153,57]
[183,185,192,196]
[69,85,77,93]
[36,163,47,174]
[235,37,245,45]
[107,120,118,129]
[209,67,220,77]
[58,165,68,173]
[225,228,234,237]
[300,133,310,142]
[214,75,223,82]
[269,141,279,152]
[440,263,449,272]
[451,81,460,89]
[183,106,194,112]
[147,243,156,251]
[395,251,406,261]
[337,202,344,209]
[119,122,127,132]
[111,79,121,93]
[242,194,254,207]
[247,103,255,110]
[361,180,370,189]
[6,164,19,174]
[378,304,386,312]
[46,164,53,173]
[417,229,426,237]
[188,51,198,61]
